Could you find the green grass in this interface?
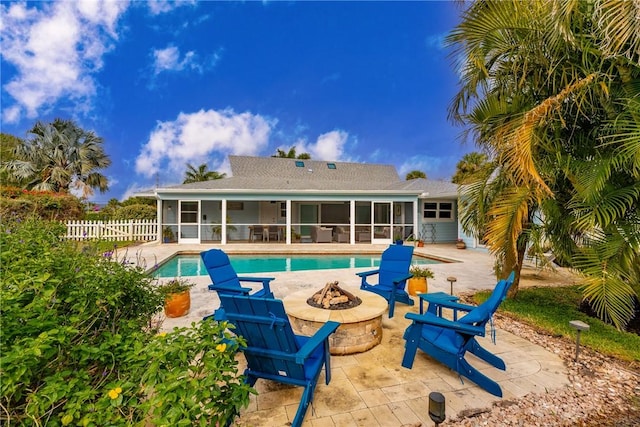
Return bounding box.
[474,285,640,364]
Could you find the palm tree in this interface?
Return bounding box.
[452,152,489,184]
[182,163,226,184]
[3,119,110,196]
[447,0,639,328]
[272,146,311,159]
[0,133,24,186]
[405,170,426,180]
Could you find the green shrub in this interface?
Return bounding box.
[0,186,84,221]
[0,218,253,426]
[112,204,157,220]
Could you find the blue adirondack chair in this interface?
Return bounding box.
[201,249,275,321]
[401,272,515,397]
[358,244,414,318]
[218,294,339,427]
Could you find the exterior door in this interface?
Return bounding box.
[372,202,392,244]
[178,201,200,244]
[300,204,318,239]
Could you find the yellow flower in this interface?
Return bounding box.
[156,332,167,338]
[108,387,122,399]
[216,343,227,352]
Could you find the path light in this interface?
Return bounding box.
[569,320,590,361]
[446,276,457,295]
[428,391,446,426]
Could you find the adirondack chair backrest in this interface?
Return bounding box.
[458,271,515,327]
[218,294,306,380]
[201,249,240,288]
[378,244,414,288]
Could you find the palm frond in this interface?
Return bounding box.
[596,0,640,64]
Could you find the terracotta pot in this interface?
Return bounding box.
[407,277,428,296]
[456,241,466,249]
[417,241,424,247]
[164,290,191,318]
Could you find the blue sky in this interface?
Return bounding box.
[1,1,469,203]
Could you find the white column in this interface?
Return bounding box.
[286,199,292,244]
[350,200,356,245]
[413,200,419,242]
[156,198,162,242]
[221,199,227,245]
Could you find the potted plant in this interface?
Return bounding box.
[394,233,404,245]
[417,239,424,248]
[160,278,194,318]
[211,216,238,240]
[163,226,175,243]
[456,238,466,249]
[407,264,434,296]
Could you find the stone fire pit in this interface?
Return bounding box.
[283,283,387,355]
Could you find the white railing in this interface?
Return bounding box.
[65,219,158,242]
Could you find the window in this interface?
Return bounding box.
[279,202,286,219]
[327,163,336,169]
[422,201,454,221]
[295,160,305,167]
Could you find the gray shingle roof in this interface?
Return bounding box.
[160,156,458,197]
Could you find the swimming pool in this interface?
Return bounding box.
[153,253,443,278]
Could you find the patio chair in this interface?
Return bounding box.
[267,225,280,241]
[218,293,339,427]
[311,225,332,243]
[251,225,266,242]
[200,249,275,321]
[401,272,515,397]
[357,244,414,318]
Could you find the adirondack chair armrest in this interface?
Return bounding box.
[237,276,275,284]
[405,312,484,336]
[238,276,275,293]
[425,299,476,317]
[357,269,379,278]
[208,283,253,294]
[295,321,340,363]
[392,273,413,285]
[357,269,380,286]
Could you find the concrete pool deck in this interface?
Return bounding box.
[130,242,570,426]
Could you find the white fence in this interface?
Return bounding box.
[65,220,158,242]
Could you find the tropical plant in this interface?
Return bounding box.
[272,146,311,159]
[0,217,253,425]
[2,119,111,197]
[0,133,24,186]
[158,277,195,296]
[211,216,238,239]
[405,170,427,180]
[447,0,640,329]
[183,163,226,183]
[409,264,435,279]
[452,152,489,184]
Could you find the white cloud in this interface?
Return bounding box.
[135,108,276,178]
[293,130,349,161]
[151,45,222,78]
[147,0,196,16]
[121,182,150,201]
[0,1,128,123]
[398,154,443,179]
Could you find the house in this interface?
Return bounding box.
[150,155,460,245]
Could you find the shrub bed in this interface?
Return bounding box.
[1,218,253,426]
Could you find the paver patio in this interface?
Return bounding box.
[136,243,570,426]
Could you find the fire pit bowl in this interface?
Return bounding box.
[283,285,387,355]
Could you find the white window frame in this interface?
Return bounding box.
[422,200,454,222]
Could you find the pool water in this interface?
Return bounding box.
[153,254,441,278]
